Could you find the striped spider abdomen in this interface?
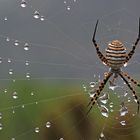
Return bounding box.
[106,40,126,69]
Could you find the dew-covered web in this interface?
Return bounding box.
[0,0,140,140]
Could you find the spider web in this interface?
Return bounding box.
[0,0,140,140]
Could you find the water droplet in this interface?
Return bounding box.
[12,91,18,99]
[31,92,34,96]
[6,37,10,42]
[34,11,40,19]
[22,105,25,108]
[60,138,64,140]
[0,57,2,63]
[100,105,109,118]
[103,62,107,65]
[109,81,118,91]
[40,16,45,21]
[4,17,8,21]
[14,40,19,46]
[100,132,104,137]
[25,61,29,66]
[46,122,51,128]
[110,109,114,112]
[9,69,13,75]
[67,6,71,11]
[0,112,2,119]
[64,1,67,4]
[132,113,135,116]
[20,0,27,8]
[8,58,12,63]
[24,43,29,50]
[124,91,128,97]
[99,93,109,104]
[0,123,3,130]
[4,89,7,93]
[90,82,96,88]
[128,97,131,102]
[124,63,128,67]
[120,120,126,126]
[120,103,128,116]
[89,89,96,98]
[12,110,15,114]
[74,0,77,2]
[35,127,40,133]
[11,138,15,140]
[109,102,113,108]
[82,84,87,92]
[26,73,30,78]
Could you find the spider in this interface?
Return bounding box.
[87,18,140,114]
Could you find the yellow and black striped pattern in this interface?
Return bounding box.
[106,40,127,69]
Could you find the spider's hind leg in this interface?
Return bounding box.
[119,72,140,114]
[87,72,113,115]
[122,71,140,87]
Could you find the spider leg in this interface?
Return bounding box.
[87,72,113,115]
[119,72,140,114]
[125,17,140,64]
[92,20,108,65]
[121,71,140,87]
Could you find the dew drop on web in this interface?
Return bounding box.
[20,0,27,8]
[0,112,2,119]
[67,6,71,11]
[100,132,104,138]
[12,91,18,99]
[8,58,12,63]
[124,63,128,67]
[89,89,96,98]
[89,82,96,88]
[46,121,51,128]
[24,43,29,51]
[59,138,64,140]
[109,102,113,108]
[109,80,118,91]
[9,69,13,75]
[4,17,8,21]
[0,57,2,63]
[26,72,30,79]
[6,37,10,42]
[99,93,109,104]
[30,92,34,96]
[120,120,126,126]
[25,61,29,66]
[100,105,109,118]
[40,16,45,21]
[14,40,19,46]
[33,11,40,19]
[35,127,40,133]
[119,103,128,116]
[0,123,3,130]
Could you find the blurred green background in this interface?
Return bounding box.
[0,79,140,140]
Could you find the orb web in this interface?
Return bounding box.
[0,0,140,140]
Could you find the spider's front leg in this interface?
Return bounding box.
[125,18,140,64]
[92,20,108,65]
[87,72,113,114]
[121,71,140,87]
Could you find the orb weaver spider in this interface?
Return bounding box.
[87,18,140,114]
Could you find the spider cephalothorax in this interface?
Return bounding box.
[87,19,140,114]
